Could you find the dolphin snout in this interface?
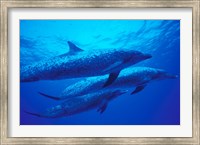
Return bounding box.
[166,73,178,79]
[144,54,152,59]
[112,89,128,97]
[118,89,128,95]
[171,74,178,79]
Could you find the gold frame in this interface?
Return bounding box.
[1,0,199,144]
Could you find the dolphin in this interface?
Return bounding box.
[20,41,152,86]
[25,89,128,118]
[39,67,178,100]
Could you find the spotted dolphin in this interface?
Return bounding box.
[20,41,151,87]
[25,89,128,118]
[39,67,178,100]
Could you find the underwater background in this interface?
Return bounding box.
[20,20,180,125]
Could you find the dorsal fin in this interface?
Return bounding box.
[67,41,83,54]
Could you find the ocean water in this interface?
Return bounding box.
[20,20,180,125]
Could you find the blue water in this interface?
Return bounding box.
[20,20,180,125]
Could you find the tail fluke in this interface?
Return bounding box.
[38,92,61,100]
[24,110,42,117]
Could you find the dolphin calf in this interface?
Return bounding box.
[20,41,151,86]
[25,90,127,118]
[39,67,178,100]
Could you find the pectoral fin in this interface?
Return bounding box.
[38,92,61,100]
[131,85,146,95]
[97,101,108,114]
[103,71,120,87]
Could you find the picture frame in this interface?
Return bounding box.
[1,0,199,144]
